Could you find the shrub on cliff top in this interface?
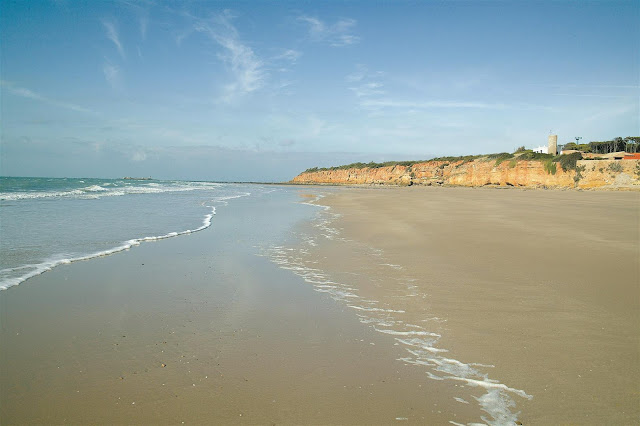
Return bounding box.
[304,160,427,173]
[430,155,482,163]
[516,151,554,161]
[554,152,582,172]
[488,152,514,166]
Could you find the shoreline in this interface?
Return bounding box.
[0,187,481,424]
[2,185,637,424]
[302,186,639,424]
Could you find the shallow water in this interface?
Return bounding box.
[0,177,255,289]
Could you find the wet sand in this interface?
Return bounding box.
[0,189,480,425]
[307,186,639,424]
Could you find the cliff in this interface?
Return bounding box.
[291,158,640,190]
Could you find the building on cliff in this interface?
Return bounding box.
[548,134,558,155]
[534,135,558,154]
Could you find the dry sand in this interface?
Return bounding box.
[305,186,639,424]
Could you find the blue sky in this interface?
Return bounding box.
[1,0,638,181]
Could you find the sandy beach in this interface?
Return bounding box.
[1,187,480,425]
[1,185,638,424]
[302,186,639,424]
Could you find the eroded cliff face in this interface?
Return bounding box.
[291,159,640,190]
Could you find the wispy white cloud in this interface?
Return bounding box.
[346,65,387,100]
[119,0,152,40]
[541,82,639,99]
[274,79,296,95]
[532,83,640,89]
[102,61,123,90]
[191,11,266,102]
[0,80,95,114]
[102,20,125,59]
[552,93,638,98]
[344,65,508,112]
[361,99,508,110]
[346,66,367,83]
[274,49,302,64]
[175,28,192,46]
[140,16,149,40]
[298,16,360,47]
[351,82,385,98]
[578,103,637,124]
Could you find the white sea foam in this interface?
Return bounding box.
[211,192,251,205]
[375,328,441,337]
[0,180,223,201]
[0,198,227,291]
[260,193,533,426]
[396,337,448,353]
[426,372,446,381]
[348,305,405,313]
[475,389,521,425]
[356,317,397,328]
[381,263,403,270]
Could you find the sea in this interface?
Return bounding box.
[0,177,275,290]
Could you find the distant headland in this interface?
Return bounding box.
[122,177,153,180]
[291,136,640,190]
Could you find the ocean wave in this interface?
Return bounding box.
[0,204,218,291]
[0,180,223,201]
[84,185,108,192]
[0,183,256,290]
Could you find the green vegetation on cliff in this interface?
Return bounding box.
[302,137,638,175]
[304,160,426,173]
[303,155,489,173]
[303,152,547,174]
[429,155,482,163]
[554,152,582,172]
[515,151,554,161]
[489,152,514,166]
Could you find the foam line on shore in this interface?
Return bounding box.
[348,305,406,313]
[262,193,533,426]
[375,328,441,337]
[1,184,254,291]
[0,204,216,290]
[1,180,224,201]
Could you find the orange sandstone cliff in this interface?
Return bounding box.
[291,158,640,190]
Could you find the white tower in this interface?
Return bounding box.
[548,135,558,155]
